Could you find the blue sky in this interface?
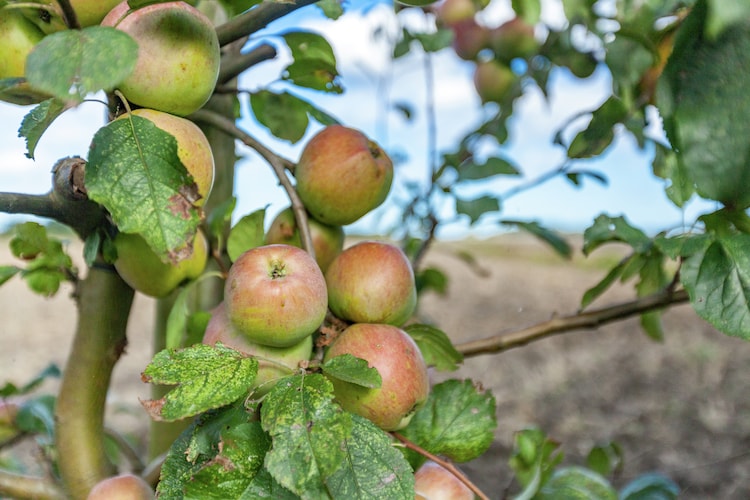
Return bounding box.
[0,0,713,238]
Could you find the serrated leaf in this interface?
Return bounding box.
[25,26,137,103]
[619,472,679,500]
[400,379,496,463]
[455,195,500,224]
[502,220,572,259]
[18,99,67,159]
[141,344,258,421]
[567,97,628,159]
[322,354,382,388]
[457,157,519,182]
[261,374,352,498]
[681,234,750,339]
[282,31,341,93]
[583,214,651,255]
[537,466,617,499]
[404,324,463,372]
[326,414,414,499]
[227,208,266,262]
[86,115,201,263]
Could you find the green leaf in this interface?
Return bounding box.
[619,472,679,500]
[537,466,617,499]
[404,324,463,372]
[412,29,454,53]
[0,266,20,287]
[513,0,541,24]
[18,99,67,160]
[227,208,266,263]
[652,143,694,208]
[704,0,750,41]
[207,196,236,256]
[141,344,258,421]
[502,220,572,258]
[455,195,500,224]
[261,374,352,498]
[250,90,310,143]
[0,364,60,398]
[583,215,652,255]
[457,157,520,182]
[567,97,628,159]
[415,267,448,296]
[25,26,137,103]
[15,395,56,437]
[509,427,562,494]
[636,254,669,341]
[580,257,628,309]
[282,31,341,93]
[166,272,224,349]
[0,77,52,106]
[585,442,623,478]
[10,222,48,259]
[326,414,415,499]
[400,379,496,463]
[681,234,750,339]
[242,468,299,500]
[322,354,382,389]
[86,115,201,263]
[660,6,750,208]
[8,223,74,296]
[316,0,344,20]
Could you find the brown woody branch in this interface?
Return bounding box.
[218,42,277,85]
[215,0,319,46]
[0,470,65,500]
[456,288,690,357]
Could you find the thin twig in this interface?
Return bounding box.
[456,288,690,356]
[392,432,490,500]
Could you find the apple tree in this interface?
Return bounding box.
[0,0,747,498]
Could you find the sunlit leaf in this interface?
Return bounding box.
[404,324,463,372]
[227,208,266,263]
[18,99,67,159]
[537,466,617,499]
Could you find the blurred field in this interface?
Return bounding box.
[1,233,749,498]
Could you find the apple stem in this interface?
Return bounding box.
[392,432,490,500]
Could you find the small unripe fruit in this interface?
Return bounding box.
[295,125,393,226]
[488,17,538,63]
[87,473,154,500]
[473,60,517,103]
[451,19,490,60]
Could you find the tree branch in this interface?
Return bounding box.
[218,42,277,85]
[215,0,319,46]
[0,470,65,500]
[188,109,316,258]
[456,288,690,357]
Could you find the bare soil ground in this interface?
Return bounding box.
[1,234,749,498]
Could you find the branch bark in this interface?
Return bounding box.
[215,0,319,46]
[0,470,65,500]
[456,288,690,357]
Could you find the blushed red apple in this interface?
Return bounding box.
[488,16,538,63]
[203,303,313,396]
[414,461,474,500]
[87,473,154,500]
[224,244,328,348]
[295,125,393,226]
[265,206,345,273]
[324,323,429,431]
[451,18,490,60]
[102,1,220,116]
[325,241,416,326]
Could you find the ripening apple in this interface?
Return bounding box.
[224,244,328,348]
[203,303,313,396]
[102,1,220,116]
[265,207,345,273]
[87,473,154,500]
[325,241,417,326]
[435,0,478,26]
[19,0,121,33]
[414,461,474,500]
[115,109,215,206]
[324,323,429,431]
[488,16,538,63]
[0,9,45,80]
[473,60,517,103]
[295,125,393,226]
[451,19,490,60]
[114,229,208,298]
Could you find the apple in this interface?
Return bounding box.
[325,241,416,326]
[451,18,490,60]
[435,0,478,26]
[114,229,208,298]
[324,323,429,431]
[225,244,328,348]
[19,0,121,33]
[473,60,517,103]
[265,206,345,273]
[203,302,313,396]
[295,125,393,226]
[116,108,215,206]
[488,17,538,63]
[0,9,45,80]
[102,1,220,116]
[87,473,154,500]
[414,461,474,500]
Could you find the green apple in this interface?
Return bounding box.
[102,1,220,116]
[113,229,208,298]
[265,206,345,273]
[203,302,313,396]
[87,473,154,500]
[473,60,517,103]
[488,17,538,63]
[0,8,45,79]
[295,125,393,226]
[116,108,215,206]
[225,244,328,348]
[435,0,479,26]
[324,323,429,431]
[325,241,417,326]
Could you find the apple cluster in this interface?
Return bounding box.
[434,0,539,103]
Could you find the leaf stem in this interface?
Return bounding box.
[456,288,689,356]
[391,432,490,500]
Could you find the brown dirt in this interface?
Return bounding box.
[1,234,749,498]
